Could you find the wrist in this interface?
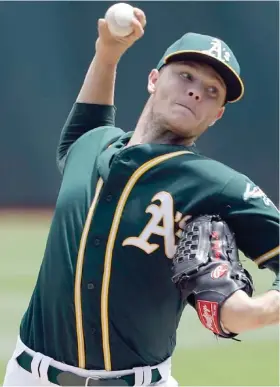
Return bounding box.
[95,43,124,66]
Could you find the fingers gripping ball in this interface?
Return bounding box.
[172,215,254,339]
[105,3,135,37]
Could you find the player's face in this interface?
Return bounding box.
[147,61,226,140]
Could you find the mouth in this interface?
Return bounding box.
[175,103,195,116]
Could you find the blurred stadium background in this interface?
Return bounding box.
[0,1,279,386]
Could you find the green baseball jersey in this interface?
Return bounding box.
[20,103,279,372]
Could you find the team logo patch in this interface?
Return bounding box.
[211,263,229,279]
[243,183,277,209]
[197,300,220,334]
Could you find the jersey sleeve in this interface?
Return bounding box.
[56,102,116,173]
[218,174,279,290]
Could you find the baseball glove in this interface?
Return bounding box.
[171,214,254,339]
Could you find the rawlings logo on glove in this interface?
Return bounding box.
[171,214,254,339]
[211,263,229,279]
[197,300,220,334]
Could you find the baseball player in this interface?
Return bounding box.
[3,6,279,387]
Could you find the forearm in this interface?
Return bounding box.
[57,51,118,169]
[221,289,280,334]
[56,8,146,171]
[76,52,118,105]
[252,290,280,327]
[57,46,119,169]
[76,7,146,104]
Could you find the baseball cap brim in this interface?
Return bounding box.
[163,51,244,103]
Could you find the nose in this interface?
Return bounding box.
[187,88,202,102]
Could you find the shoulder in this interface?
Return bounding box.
[185,152,244,187]
[61,126,126,173]
[70,125,125,155]
[187,154,278,214]
[80,125,125,144]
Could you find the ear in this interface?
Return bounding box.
[147,69,159,94]
[209,107,225,127]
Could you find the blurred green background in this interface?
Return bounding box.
[0,212,279,386]
[0,1,279,386]
[0,1,279,207]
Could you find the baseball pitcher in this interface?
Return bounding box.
[3,5,279,387]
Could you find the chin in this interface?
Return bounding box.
[166,117,196,138]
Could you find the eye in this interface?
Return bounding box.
[180,72,193,81]
[207,86,219,98]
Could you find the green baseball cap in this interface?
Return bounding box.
[157,32,244,103]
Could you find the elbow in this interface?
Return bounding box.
[56,143,67,174]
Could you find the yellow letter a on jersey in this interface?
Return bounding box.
[122,191,176,258]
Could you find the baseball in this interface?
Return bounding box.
[105,3,134,37]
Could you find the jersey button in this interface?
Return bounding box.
[87,283,95,290]
[106,194,112,202]
[94,238,100,246]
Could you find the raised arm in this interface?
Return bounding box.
[57,8,146,172]
[77,10,146,105]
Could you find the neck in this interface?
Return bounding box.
[127,98,195,148]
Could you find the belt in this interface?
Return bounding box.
[16,351,162,386]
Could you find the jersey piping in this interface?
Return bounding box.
[101,150,193,370]
[74,177,104,368]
